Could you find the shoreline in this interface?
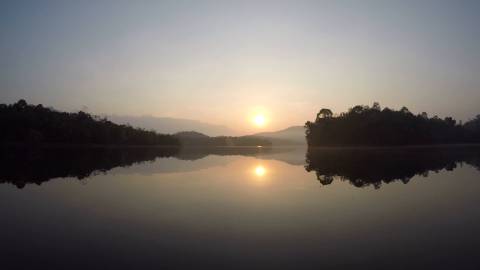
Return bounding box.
[1,142,480,150]
[306,143,480,150]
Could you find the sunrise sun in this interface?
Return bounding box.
[253,114,266,127]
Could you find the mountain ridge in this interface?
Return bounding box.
[105,115,238,136]
[106,114,306,145]
[252,126,306,145]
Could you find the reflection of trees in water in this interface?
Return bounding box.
[305,146,480,189]
[0,146,288,189]
[0,146,179,189]
[4,145,479,190]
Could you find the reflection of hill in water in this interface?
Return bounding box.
[176,146,306,165]
[176,146,282,160]
[305,146,480,189]
[256,147,307,165]
[0,146,300,189]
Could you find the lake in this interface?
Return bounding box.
[1,146,480,269]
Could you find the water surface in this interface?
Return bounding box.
[1,146,480,269]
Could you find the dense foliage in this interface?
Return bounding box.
[305,102,480,146]
[0,100,180,145]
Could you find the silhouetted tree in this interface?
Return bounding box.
[464,115,480,142]
[305,103,477,146]
[316,108,333,121]
[400,106,411,114]
[0,100,180,146]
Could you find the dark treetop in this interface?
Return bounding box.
[305,102,480,146]
[0,100,180,146]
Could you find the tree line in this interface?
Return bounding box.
[305,102,480,146]
[0,100,180,146]
[0,100,272,147]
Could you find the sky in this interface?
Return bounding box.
[1,0,480,134]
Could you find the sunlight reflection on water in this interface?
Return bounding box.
[254,165,267,177]
[2,146,480,269]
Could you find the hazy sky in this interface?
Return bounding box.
[2,0,480,133]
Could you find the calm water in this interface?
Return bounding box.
[1,146,480,269]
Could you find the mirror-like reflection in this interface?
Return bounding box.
[305,146,480,189]
[1,145,480,269]
[2,145,480,189]
[0,146,178,188]
[254,165,267,177]
[0,146,297,189]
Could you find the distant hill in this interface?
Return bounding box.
[253,126,306,145]
[175,131,272,147]
[175,131,210,139]
[106,115,237,136]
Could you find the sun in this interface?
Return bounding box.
[253,114,266,127]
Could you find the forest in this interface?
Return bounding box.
[0,100,272,147]
[305,102,480,146]
[0,100,180,146]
